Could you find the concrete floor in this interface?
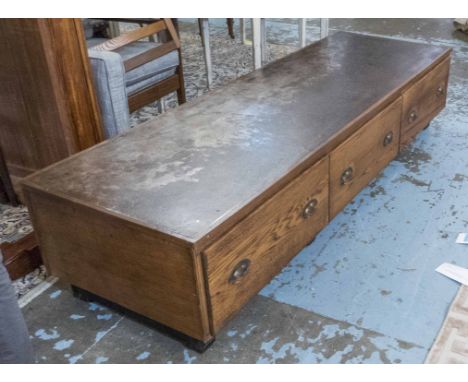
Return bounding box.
[22,18,468,363]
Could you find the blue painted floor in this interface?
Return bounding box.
[261,23,468,362]
[20,19,468,363]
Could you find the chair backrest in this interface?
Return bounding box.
[91,19,181,72]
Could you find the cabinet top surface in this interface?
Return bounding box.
[24,32,450,246]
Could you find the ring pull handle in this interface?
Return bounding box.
[408,110,418,123]
[302,198,318,219]
[383,131,393,147]
[229,259,251,284]
[340,166,354,186]
[436,85,445,97]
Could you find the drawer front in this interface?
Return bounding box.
[330,97,402,218]
[401,57,450,147]
[203,157,329,332]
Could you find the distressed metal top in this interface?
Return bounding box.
[23,32,450,247]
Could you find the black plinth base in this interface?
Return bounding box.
[71,285,215,353]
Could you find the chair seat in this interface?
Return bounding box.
[86,33,182,139]
[88,38,179,95]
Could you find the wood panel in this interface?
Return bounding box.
[0,144,17,205]
[92,20,166,52]
[0,19,65,177]
[46,19,104,149]
[330,97,402,218]
[0,19,102,181]
[128,74,180,112]
[401,56,450,147]
[124,41,177,71]
[23,188,211,341]
[203,157,329,332]
[22,32,451,252]
[1,233,42,281]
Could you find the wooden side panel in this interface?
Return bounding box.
[46,19,104,150]
[23,187,211,341]
[0,145,17,205]
[204,157,329,332]
[330,97,402,218]
[0,18,67,177]
[401,56,450,147]
[0,19,102,179]
[128,74,180,112]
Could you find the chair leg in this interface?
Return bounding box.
[156,99,165,113]
[198,18,204,47]
[177,80,186,104]
[252,18,262,70]
[240,19,246,44]
[299,18,307,48]
[176,50,186,104]
[260,18,267,65]
[227,18,235,39]
[200,19,213,89]
[320,18,329,39]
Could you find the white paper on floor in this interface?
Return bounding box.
[456,233,468,244]
[436,263,468,286]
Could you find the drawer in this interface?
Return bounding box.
[203,157,329,332]
[401,57,450,147]
[330,97,401,218]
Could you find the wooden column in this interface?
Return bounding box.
[0,19,103,192]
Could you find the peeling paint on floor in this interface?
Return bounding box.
[261,23,468,353]
[20,18,468,363]
[22,287,426,363]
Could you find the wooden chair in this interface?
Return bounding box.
[92,18,186,111]
[85,18,186,138]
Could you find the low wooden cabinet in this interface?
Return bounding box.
[22,32,451,350]
[204,157,329,332]
[330,98,402,218]
[401,57,450,146]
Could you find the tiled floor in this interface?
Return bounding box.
[20,18,468,363]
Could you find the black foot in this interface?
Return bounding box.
[71,285,215,353]
[306,236,316,246]
[71,285,94,301]
[423,122,430,130]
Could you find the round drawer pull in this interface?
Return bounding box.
[408,111,418,123]
[340,166,354,185]
[229,259,251,284]
[302,198,318,219]
[383,131,393,147]
[436,85,445,97]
